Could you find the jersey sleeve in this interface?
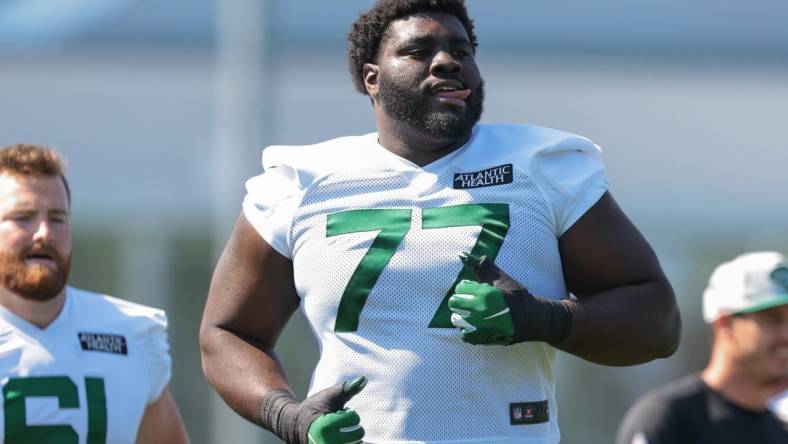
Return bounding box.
[138,309,172,405]
[242,163,303,259]
[241,137,374,258]
[530,138,607,235]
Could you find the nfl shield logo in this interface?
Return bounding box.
[510,400,548,425]
[513,406,523,420]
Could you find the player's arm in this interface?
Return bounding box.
[555,192,681,365]
[200,213,299,422]
[135,387,189,444]
[199,213,365,444]
[447,192,678,364]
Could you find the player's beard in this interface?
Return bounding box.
[0,243,70,301]
[378,75,484,142]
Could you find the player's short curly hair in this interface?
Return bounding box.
[347,0,478,95]
[0,143,70,203]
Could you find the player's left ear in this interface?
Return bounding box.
[715,314,737,337]
[363,63,379,99]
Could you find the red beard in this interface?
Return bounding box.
[0,243,70,301]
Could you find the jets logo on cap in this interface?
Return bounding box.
[770,266,788,291]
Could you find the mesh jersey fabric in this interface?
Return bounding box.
[0,286,172,444]
[243,123,607,443]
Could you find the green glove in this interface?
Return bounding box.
[308,409,364,444]
[448,253,572,345]
[260,376,367,444]
[448,279,516,345]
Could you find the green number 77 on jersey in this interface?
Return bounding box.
[326,203,509,332]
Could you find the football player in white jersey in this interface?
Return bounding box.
[0,144,189,444]
[200,1,682,443]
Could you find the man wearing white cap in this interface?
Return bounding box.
[616,251,788,444]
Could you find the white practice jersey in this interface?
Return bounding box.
[244,123,607,444]
[0,286,171,444]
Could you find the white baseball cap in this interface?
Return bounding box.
[703,251,788,323]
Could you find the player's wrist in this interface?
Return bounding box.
[505,291,572,345]
[259,389,314,444]
[260,377,367,444]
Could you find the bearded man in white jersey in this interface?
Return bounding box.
[200,1,682,443]
[0,144,189,444]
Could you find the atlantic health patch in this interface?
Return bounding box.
[78,332,128,355]
[510,400,549,425]
[453,164,513,189]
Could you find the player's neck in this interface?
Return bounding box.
[375,115,470,167]
[0,287,67,329]
[702,359,772,411]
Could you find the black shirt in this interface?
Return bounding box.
[616,374,788,444]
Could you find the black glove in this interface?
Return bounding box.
[457,253,572,345]
[259,376,366,444]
